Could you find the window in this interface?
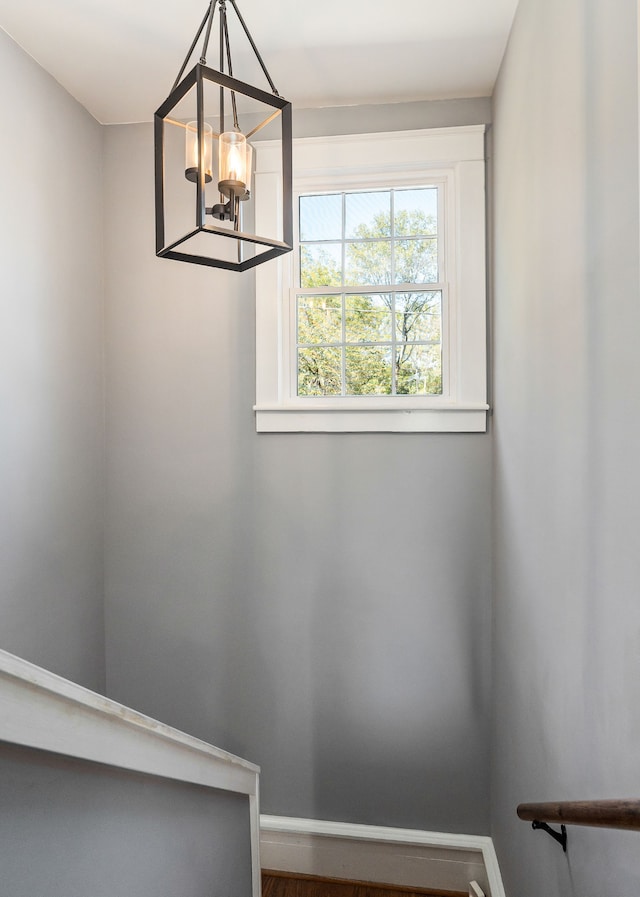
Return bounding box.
[297,187,443,398]
[254,127,488,433]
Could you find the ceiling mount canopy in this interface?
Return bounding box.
[154,0,293,273]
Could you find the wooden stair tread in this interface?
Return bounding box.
[262,870,467,897]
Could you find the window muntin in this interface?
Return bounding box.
[295,187,444,398]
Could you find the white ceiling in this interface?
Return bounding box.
[0,0,519,124]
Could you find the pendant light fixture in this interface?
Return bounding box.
[154,0,293,272]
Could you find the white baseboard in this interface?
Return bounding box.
[260,816,505,897]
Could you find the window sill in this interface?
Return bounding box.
[254,403,489,433]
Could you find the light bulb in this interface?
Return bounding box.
[184,121,213,183]
[227,144,243,183]
[219,131,248,196]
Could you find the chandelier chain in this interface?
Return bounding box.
[222,11,240,129]
[227,0,280,96]
[200,0,217,64]
[171,0,280,97]
[171,0,216,92]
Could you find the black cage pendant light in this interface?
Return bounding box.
[154,0,292,272]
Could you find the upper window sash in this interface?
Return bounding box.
[295,181,446,292]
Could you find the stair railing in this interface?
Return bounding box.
[517,800,640,852]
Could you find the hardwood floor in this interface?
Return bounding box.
[262,870,467,897]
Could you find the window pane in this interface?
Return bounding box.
[395,344,442,395]
[394,188,437,236]
[299,194,342,241]
[298,347,342,396]
[345,346,392,395]
[395,238,438,284]
[345,241,392,286]
[345,191,391,238]
[396,291,441,342]
[296,186,444,399]
[300,244,342,287]
[345,294,392,342]
[298,295,342,345]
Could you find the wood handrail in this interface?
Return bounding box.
[518,800,640,831]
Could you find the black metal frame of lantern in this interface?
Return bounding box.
[154,0,293,272]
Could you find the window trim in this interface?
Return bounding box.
[254,127,488,433]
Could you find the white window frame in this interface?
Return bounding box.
[254,127,488,433]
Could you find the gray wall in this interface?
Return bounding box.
[103,99,494,833]
[0,742,252,897]
[491,0,640,894]
[0,35,254,897]
[0,28,105,691]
